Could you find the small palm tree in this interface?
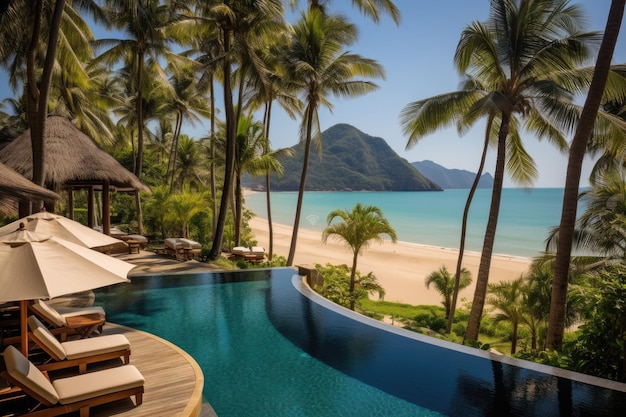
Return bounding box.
[488,276,527,354]
[322,203,397,310]
[425,265,472,321]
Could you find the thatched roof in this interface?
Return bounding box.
[0,116,149,192]
[0,162,60,215]
[0,162,60,201]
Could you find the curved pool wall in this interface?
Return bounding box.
[95,268,626,416]
[268,272,626,416]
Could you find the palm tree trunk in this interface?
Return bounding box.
[264,100,274,261]
[465,113,510,342]
[135,50,145,179]
[26,0,44,191]
[235,174,243,246]
[546,0,625,350]
[511,321,518,354]
[168,112,183,192]
[447,118,492,334]
[210,75,217,236]
[349,250,359,311]
[209,29,236,259]
[287,105,315,266]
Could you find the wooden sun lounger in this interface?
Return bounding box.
[30,300,106,341]
[28,316,131,374]
[1,345,144,417]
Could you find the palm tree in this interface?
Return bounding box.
[167,188,208,239]
[425,265,472,321]
[322,203,397,310]
[294,0,401,25]
[164,63,211,191]
[401,0,599,343]
[548,0,626,350]
[283,9,384,266]
[203,0,285,259]
[546,168,626,261]
[96,0,185,179]
[488,276,526,354]
[215,114,292,246]
[173,135,206,192]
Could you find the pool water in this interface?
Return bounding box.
[95,268,626,417]
[95,269,440,417]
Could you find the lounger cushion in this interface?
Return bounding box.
[179,238,201,249]
[32,299,66,327]
[55,305,106,319]
[28,316,67,360]
[53,365,145,404]
[232,246,250,255]
[2,345,60,405]
[62,334,130,360]
[164,238,182,250]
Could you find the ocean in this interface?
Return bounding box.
[244,188,570,259]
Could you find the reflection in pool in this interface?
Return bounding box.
[95,268,626,417]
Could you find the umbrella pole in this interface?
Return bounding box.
[20,300,28,356]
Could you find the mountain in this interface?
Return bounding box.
[243,124,442,192]
[411,160,494,189]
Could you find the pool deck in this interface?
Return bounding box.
[84,323,210,417]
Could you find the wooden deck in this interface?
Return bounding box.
[88,323,209,417]
[4,323,211,417]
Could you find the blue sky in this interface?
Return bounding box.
[264,0,625,188]
[0,1,623,188]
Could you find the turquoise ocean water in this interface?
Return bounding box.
[244,188,569,259]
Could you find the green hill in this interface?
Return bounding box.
[243,124,442,192]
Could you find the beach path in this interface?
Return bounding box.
[249,217,532,306]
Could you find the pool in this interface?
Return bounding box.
[94,268,626,416]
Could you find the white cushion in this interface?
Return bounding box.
[28,315,67,360]
[55,305,105,319]
[2,345,59,405]
[232,246,250,255]
[53,365,144,404]
[62,334,130,360]
[179,238,201,249]
[32,299,66,327]
[164,238,182,250]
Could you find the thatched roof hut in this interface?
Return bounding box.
[0,116,148,192]
[0,116,149,234]
[0,162,60,215]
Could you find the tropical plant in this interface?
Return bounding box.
[400,0,601,343]
[314,263,386,311]
[425,265,472,321]
[322,203,396,310]
[488,276,527,354]
[203,0,286,260]
[293,0,401,25]
[283,9,384,265]
[97,0,188,179]
[565,264,626,382]
[167,188,208,239]
[548,0,626,350]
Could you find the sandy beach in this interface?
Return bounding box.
[249,216,533,306]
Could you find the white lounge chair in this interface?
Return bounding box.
[28,315,131,374]
[31,300,105,340]
[232,246,250,257]
[250,246,266,260]
[1,344,144,417]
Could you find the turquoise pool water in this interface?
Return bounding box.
[95,268,626,417]
[95,270,441,416]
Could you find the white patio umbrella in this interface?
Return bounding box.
[0,210,127,252]
[0,224,134,355]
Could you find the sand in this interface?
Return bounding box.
[249,216,533,306]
